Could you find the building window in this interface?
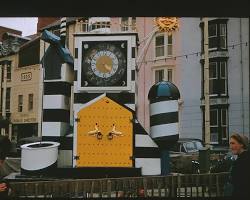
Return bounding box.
[6,88,11,111]
[121,17,136,31]
[7,63,11,81]
[155,69,164,83]
[81,19,89,32]
[28,93,33,111]
[154,67,173,83]
[221,108,228,142]
[121,17,129,31]
[201,19,228,51]
[155,33,173,58]
[167,34,173,56]
[155,35,165,57]
[208,24,217,49]
[210,109,219,144]
[131,17,136,31]
[220,24,227,49]
[202,60,228,97]
[220,61,227,95]
[168,69,173,82]
[203,107,229,145]
[209,62,218,95]
[18,95,23,112]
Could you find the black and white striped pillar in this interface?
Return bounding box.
[148,81,180,175]
[60,17,67,47]
[41,29,74,168]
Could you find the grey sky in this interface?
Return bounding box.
[0,17,38,37]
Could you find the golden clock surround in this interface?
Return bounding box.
[96,55,113,73]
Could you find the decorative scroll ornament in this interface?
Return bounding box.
[0,39,20,57]
[155,17,179,34]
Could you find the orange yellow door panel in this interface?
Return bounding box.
[76,96,133,167]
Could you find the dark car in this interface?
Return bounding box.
[169,138,204,174]
[169,138,204,155]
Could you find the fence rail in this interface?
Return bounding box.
[9,172,230,198]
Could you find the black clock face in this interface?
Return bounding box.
[81,41,127,87]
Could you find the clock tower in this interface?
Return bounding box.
[74,33,137,110]
[71,32,161,176]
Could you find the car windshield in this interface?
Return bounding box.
[184,142,197,152]
[194,141,203,150]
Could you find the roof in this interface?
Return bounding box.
[2,32,31,41]
[26,33,39,40]
[148,81,180,101]
[40,17,80,31]
[74,32,139,44]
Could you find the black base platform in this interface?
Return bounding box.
[19,167,142,179]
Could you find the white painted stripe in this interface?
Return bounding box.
[135,158,161,175]
[43,95,70,110]
[60,22,66,26]
[150,123,178,138]
[131,81,135,93]
[61,64,74,82]
[73,81,78,93]
[150,100,178,116]
[135,134,158,147]
[131,36,136,47]
[125,103,135,110]
[131,58,136,70]
[42,122,69,137]
[73,103,85,113]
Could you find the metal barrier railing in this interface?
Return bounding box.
[9,172,230,198]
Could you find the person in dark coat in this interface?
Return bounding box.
[0,135,11,198]
[229,133,250,198]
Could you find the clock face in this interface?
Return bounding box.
[81,41,127,87]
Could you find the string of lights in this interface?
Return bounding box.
[135,41,248,67]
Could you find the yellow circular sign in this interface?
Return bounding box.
[155,17,179,33]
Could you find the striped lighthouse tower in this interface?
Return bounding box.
[41,18,74,167]
[148,81,180,175]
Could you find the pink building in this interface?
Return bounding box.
[111,17,181,132]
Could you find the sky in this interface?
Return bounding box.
[0,17,38,37]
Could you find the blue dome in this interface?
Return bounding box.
[148,81,180,101]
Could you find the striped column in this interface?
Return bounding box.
[148,81,180,175]
[42,78,72,138]
[133,120,161,175]
[60,17,67,46]
[41,64,74,168]
[149,99,179,147]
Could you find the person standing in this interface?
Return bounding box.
[229,133,250,197]
[0,135,11,198]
